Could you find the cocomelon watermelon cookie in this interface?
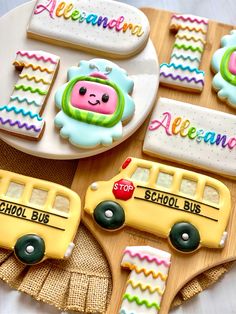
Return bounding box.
[212,30,236,109]
[54,58,135,148]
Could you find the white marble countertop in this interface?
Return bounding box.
[0,1,236,313]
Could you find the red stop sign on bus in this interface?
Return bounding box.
[112,179,135,201]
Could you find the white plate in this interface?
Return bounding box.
[0,1,159,160]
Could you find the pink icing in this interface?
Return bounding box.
[229,51,236,75]
[90,72,108,80]
[124,249,171,267]
[71,81,118,114]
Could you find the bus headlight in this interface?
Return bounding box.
[90,182,98,191]
[219,231,228,247]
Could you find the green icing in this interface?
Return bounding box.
[62,76,125,128]
[220,46,236,86]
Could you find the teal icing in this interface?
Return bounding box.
[171,53,200,63]
[55,59,135,148]
[0,105,42,121]
[10,96,40,107]
[54,111,122,147]
[160,63,205,75]
[211,31,236,108]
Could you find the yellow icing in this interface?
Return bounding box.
[84,157,231,250]
[0,169,81,261]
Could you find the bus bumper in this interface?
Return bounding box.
[219,231,228,248]
[64,242,75,258]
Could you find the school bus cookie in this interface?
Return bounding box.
[84,157,231,253]
[27,0,150,58]
[0,170,81,265]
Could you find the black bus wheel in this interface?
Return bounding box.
[14,234,45,265]
[93,201,125,230]
[169,222,200,253]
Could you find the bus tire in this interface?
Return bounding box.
[14,234,45,265]
[93,201,125,230]
[169,222,200,253]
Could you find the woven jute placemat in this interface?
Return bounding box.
[0,139,233,313]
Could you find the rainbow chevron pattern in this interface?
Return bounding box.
[119,246,171,314]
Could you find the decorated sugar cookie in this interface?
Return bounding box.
[120,246,171,314]
[143,97,236,179]
[0,50,59,140]
[54,59,135,148]
[160,14,208,92]
[0,169,81,265]
[84,157,231,253]
[212,30,236,108]
[27,0,150,58]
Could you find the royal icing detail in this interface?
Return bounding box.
[212,30,236,108]
[0,50,59,140]
[54,58,135,148]
[27,0,150,57]
[143,97,236,178]
[85,157,231,252]
[0,169,81,264]
[160,14,208,92]
[120,246,171,314]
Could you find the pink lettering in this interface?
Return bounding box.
[149,112,172,135]
[227,137,236,149]
[116,16,125,31]
[34,0,56,19]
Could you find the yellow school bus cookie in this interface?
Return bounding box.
[0,170,81,264]
[84,157,231,253]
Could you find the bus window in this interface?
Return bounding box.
[156,171,173,189]
[180,178,197,196]
[131,167,150,182]
[53,195,70,213]
[30,188,48,206]
[6,182,24,199]
[203,186,220,204]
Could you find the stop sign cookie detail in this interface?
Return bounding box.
[112,179,135,201]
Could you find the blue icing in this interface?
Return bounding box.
[54,59,135,148]
[211,32,236,108]
[55,111,122,147]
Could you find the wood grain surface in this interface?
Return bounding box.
[71,8,236,314]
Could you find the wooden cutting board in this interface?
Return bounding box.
[71,8,236,314]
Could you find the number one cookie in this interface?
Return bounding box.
[160,14,208,92]
[120,246,171,314]
[0,50,60,140]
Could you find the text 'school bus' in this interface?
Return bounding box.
[84,157,231,253]
[0,170,81,265]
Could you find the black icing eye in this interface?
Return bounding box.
[102,94,109,103]
[79,87,87,95]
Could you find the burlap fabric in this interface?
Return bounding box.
[0,139,233,313]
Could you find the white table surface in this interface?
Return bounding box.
[0,1,236,313]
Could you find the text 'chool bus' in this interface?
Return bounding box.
[84,157,231,253]
[0,170,81,264]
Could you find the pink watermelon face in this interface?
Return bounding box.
[70,80,118,115]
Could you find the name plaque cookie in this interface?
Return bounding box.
[143,97,236,179]
[27,0,150,58]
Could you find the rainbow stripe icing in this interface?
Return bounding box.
[160,14,208,92]
[119,246,171,314]
[212,30,236,108]
[143,97,236,179]
[0,50,59,139]
[27,0,150,58]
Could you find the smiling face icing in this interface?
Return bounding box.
[54,58,135,148]
[71,80,118,115]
